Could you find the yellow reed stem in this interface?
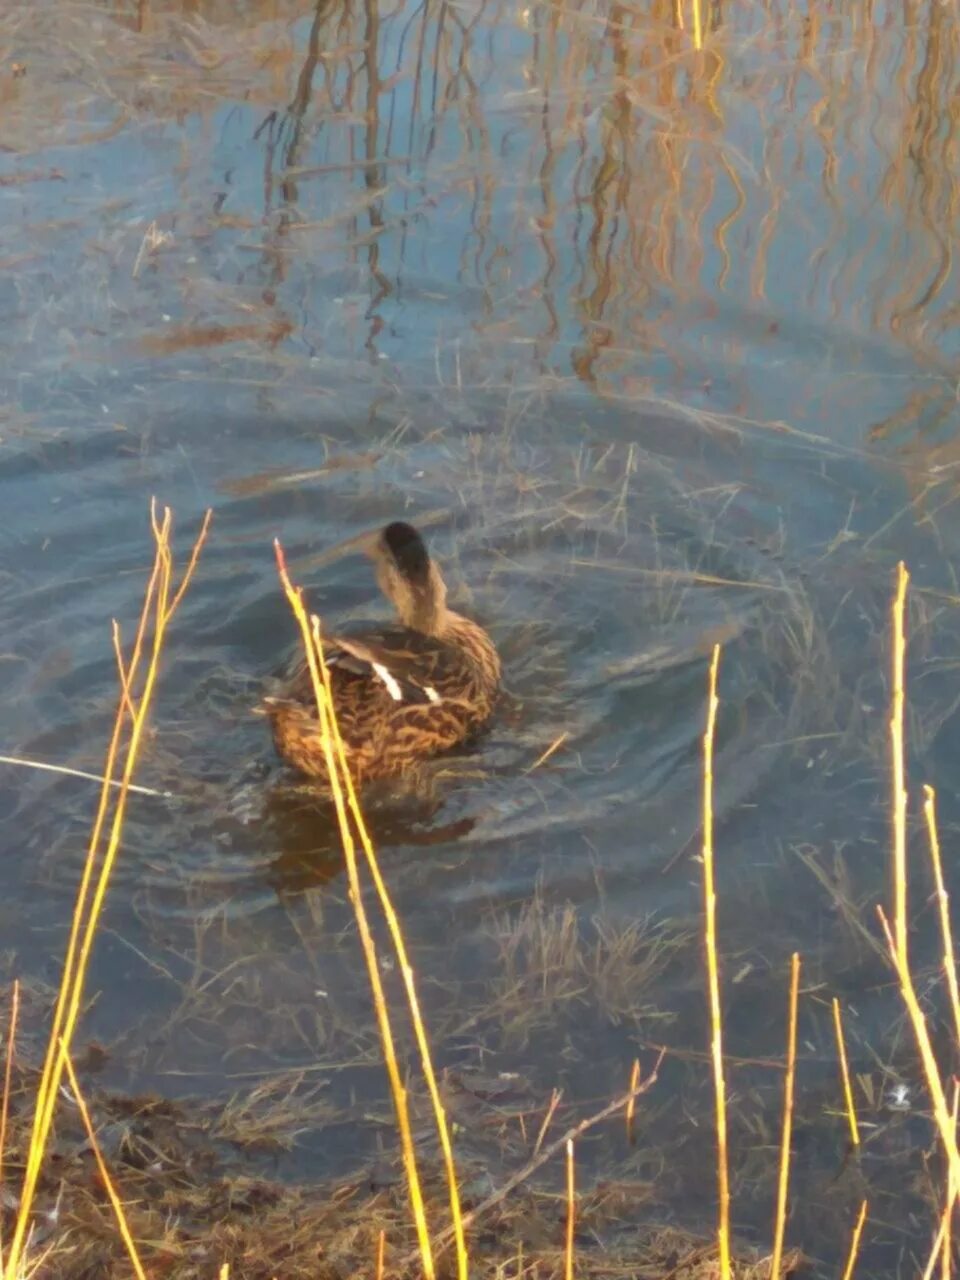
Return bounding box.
[942,1081,959,1280]
[112,620,138,723]
[770,954,800,1278]
[5,515,168,1280]
[0,979,20,1260]
[832,998,859,1147]
[702,644,730,1280]
[565,1138,575,1280]
[4,504,209,1280]
[62,1047,147,1280]
[302,593,468,1278]
[891,561,909,969]
[878,567,960,1211]
[15,531,163,1244]
[375,1229,386,1280]
[923,786,960,1046]
[877,907,960,1193]
[921,1215,946,1280]
[692,0,703,48]
[273,546,436,1280]
[625,1058,641,1144]
[839,1201,868,1280]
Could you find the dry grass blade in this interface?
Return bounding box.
[524,731,570,774]
[404,1060,664,1270]
[565,1139,575,1280]
[62,1046,147,1280]
[921,1082,960,1280]
[3,502,210,1280]
[533,1088,562,1158]
[0,980,19,1260]
[285,605,470,1279]
[407,1054,660,1264]
[0,754,172,799]
[890,561,909,968]
[923,786,960,1045]
[877,905,960,1198]
[702,644,730,1280]
[875,565,960,1202]
[840,1201,868,1280]
[832,998,859,1148]
[625,1058,641,1144]
[943,1082,959,1279]
[770,954,800,1278]
[314,604,470,1280]
[273,543,439,1280]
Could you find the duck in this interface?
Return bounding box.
[263,521,501,785]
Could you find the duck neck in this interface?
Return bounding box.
[442,611,501,684]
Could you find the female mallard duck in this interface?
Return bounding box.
[263,521,500,784]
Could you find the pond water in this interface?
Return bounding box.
[2,0,960,1273]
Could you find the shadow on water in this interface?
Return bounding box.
[1,0,960,1272]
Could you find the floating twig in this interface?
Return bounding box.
[0,754,173,799]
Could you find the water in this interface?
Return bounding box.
[2,1,960,1271]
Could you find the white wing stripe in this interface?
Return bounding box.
[371,661,404,702]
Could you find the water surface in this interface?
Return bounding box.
[2,1,960,1271]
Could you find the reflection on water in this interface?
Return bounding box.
[2,0,960,1271]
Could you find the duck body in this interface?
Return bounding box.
[264,522,500,785]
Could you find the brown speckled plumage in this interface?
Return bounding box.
[263,522,500,784]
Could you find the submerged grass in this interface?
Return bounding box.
[3,531,960,1278]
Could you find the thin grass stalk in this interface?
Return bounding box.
[399,1066,663,1271]
[375,1228,386,1280]
[4,513,169,1280]
[878,566,960,1197]
[839,1201,868,1280]
[923,785,960,1045]
[565,1139,575,1280]
[0,756,169,798]
[62,1047,147,1280]
[770,953,800,1278]
[112,619,139,724]
[625,1058,640,1144]
[11,531,163,1247]
[702,644,730,1280]
[4,504,209,1280]
[921,1216,946,1280]
[831,998,859,1148]
[0,980,20,1261]
[942,1081,958,1280]
[533,1087,561,1158]
[305,600,468,1279]
[891,561,909,968]
[18,1237,56,1280]
[272,545,436,1280]
[878,906,960,1192]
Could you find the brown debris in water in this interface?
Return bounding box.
[137,318,293,356]
[0,1052,805,1279]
